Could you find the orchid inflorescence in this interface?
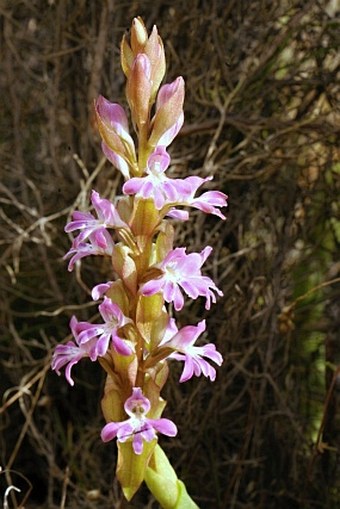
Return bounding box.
[52,17,227,508]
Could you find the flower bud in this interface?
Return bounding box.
[144,26,166,101]
[131,17,148,52]
[121,34,134,77]
[121,19,166,104]
[148,77,185,149]
[94,96,136,167]
[126,54,152,130]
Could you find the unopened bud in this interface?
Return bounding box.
[127,54,152,130]
[149,77,185,148]
[121,19,166,104]
[144,26,166,100]
[131,17,148,53]
[121,34,134,77]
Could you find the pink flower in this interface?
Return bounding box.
[123,153,228,219]
[64,230,114,271]
[51,317,102,386]
[101,387,177,454]
[73,297,133,357]
[65,190,127,247]
[141,246,223,311]
[162,319,223,382]
[175,176,228,220]
[123,147,190,209]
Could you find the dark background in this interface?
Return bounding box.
[1,1,339,507]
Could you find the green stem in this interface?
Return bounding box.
[144,445,200,509]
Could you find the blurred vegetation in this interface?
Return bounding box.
[0,0,339,508]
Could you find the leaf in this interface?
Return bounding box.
[175,480,200,509]
[130,198,160,238]
[111,243,137,295]
[136,293,167,348]
[144,444,178,508]
[155,222,174,261]
[145,445,200,509]
[117,439,156,501]
[101,373,125,422]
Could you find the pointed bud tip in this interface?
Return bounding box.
[132,17,148,46]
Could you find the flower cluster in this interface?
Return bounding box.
[52,17,227,505]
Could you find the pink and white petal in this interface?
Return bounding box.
[176,253,203,275]
[191,201,226,219]
[162,279,176,303]
[69,316,80,342]
[166,209,189,221]
[92,332,111,358]
[162,247,186,266]
[168,320,206,349]
[64,247,88,271]
[99,297,121,323]
[139,180,155,200]
[199,246,213,265]
[162,181,179,202]
[180,279,200,299]
[64,211,95,233]
[96,96,128,128]
[64,358,81,386]
[147,147,171,173]
[194,357,216,381]
[163,317,179,342]
[132,433,144,454]
[101,142,130,180]
[156,80,179,108]
[141,278,164,297]
[101,421,122,442]
[179,175,211,199]
[151,418,178,437]
[51,342,79,373]
[91,190,109,221]
[173,285,185,311]
[77,325,104,344]
[51,342,85,386]
[156,112,184,147]
[153,186,166,209]
[92,190,127,228]
[91,282,113,301]
[91,228,112,249]
[178,355,195,382]
[140,424,156,443]
[125,388,150,415]
[170,178,193,196]
[111,334,133,356]
[200,344,223,365]
[116,421,135,442]
[195,190,228,207]
[122,177,145,196]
